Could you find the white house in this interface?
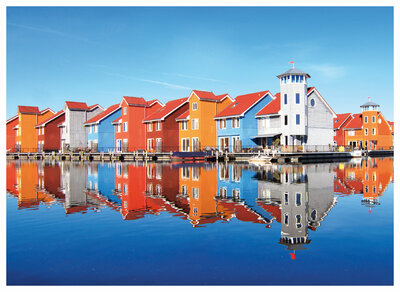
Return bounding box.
[255,67,337,149]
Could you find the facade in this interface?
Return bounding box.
[256,68,336,150]
[35,110,65,152]
[333,113,353,146]
[342,101,393,150]
[6,115,19,152]
[214,90,274,152]
[14,106,55,152]
[84,104,121,152]
[113,96,163,152]
[59,102,104,152]
[142,97,189,152]
[177,90,233,152]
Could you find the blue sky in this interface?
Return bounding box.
[6,6,394,120]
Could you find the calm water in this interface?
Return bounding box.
[6,157,394,285]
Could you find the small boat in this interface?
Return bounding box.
[248,155,272,165]
[350,150,363,157]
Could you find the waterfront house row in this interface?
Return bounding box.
[6,66,394,153]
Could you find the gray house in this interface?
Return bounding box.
[256,67,337,150]
[59,101,104,151]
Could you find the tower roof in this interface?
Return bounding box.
[360,101,379,107]
[277,67,311,78]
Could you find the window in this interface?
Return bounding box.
[296,93,300,104]
[181,121,188,130]
[147,123,152,132]
[232,118,240,128]
[156,121,162,131]
[372,128,376,135]
[182,138,190,152]
[94,125,98,133]
[296,214,302,228]
[364,116,368,123]
[192,188,199,199]
[284,94,287,105]
[284,214,289,225]
[311,210,317,221]
[116,124,121,132]
[284,115,288,126]
[192,167,199,180]
[123,107,127,115]
[296,193,301,206]
[192,102,198,111]
[372,116,376,123]
[181,167,190,179]
[147,138,154,150]
[88,126,92,134]
[219,119,226,129]
[123,122,128,132]
[219,187,227,198]
[284,192,289,205]
[296,114,300,125]
[364,128,368,136]
[192,119,199,130]
[310,99,315,107]
[348,130,355,136]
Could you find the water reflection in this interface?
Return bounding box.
[6,157,393,255]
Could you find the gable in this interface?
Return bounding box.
[307,90,336,118]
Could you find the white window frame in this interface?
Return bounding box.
[220,119,226,129]
[364,116,368,123]
[181,121,188,130]
[123,122,128,132]
[147,123,153,132]
[364,128,368,136]
[156,121,162,131]
[116,124,121,133]
[232,118,240,128]
[123,107,127,115]
[372,128,376,135]
[192,102,198,111]
[192,119,199,130]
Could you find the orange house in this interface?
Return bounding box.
[113,96,163,152]
[342,101,393,150]
[177,90,233,151]
[14,106,55,152]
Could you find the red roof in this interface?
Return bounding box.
[40,108,55,115]
[344,113,362,129]
[65,101,89,110]
[258,203,282,223]
[36,110,65,127]
[256,93,281,116]
[89,104,101,110]
[334,113,352,129]
[18,106,40,114]
[7,115,18,124]
[122,96,147,106]
[143,97,188,122]
[175,110,189,121]
[112,116,122,124]
[84,104,120,125]
[214,90,272,118]
[192,90,230,102]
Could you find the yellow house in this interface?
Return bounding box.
[176,90,233,151]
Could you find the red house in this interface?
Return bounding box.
[142,97,189,152]
[113,96,163,152]
[6,115,19,152]
[35,110,65,152]
[333,113,353,146]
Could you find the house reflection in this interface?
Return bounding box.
[255,163,337,259]
[6,158,394,242]
[334,157,393,211]
[60,161,104,214]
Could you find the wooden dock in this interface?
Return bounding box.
[6,149,393,163]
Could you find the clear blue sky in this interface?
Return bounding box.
[6,6,394,120]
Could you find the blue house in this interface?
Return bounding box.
[214,90,274,151]
[84,104,121,152]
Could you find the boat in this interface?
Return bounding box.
[350,150,363,157]
[248,155,272,165]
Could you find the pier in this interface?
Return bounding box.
[6,149,393,164]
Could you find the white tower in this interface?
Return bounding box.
[277,67,311,146]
